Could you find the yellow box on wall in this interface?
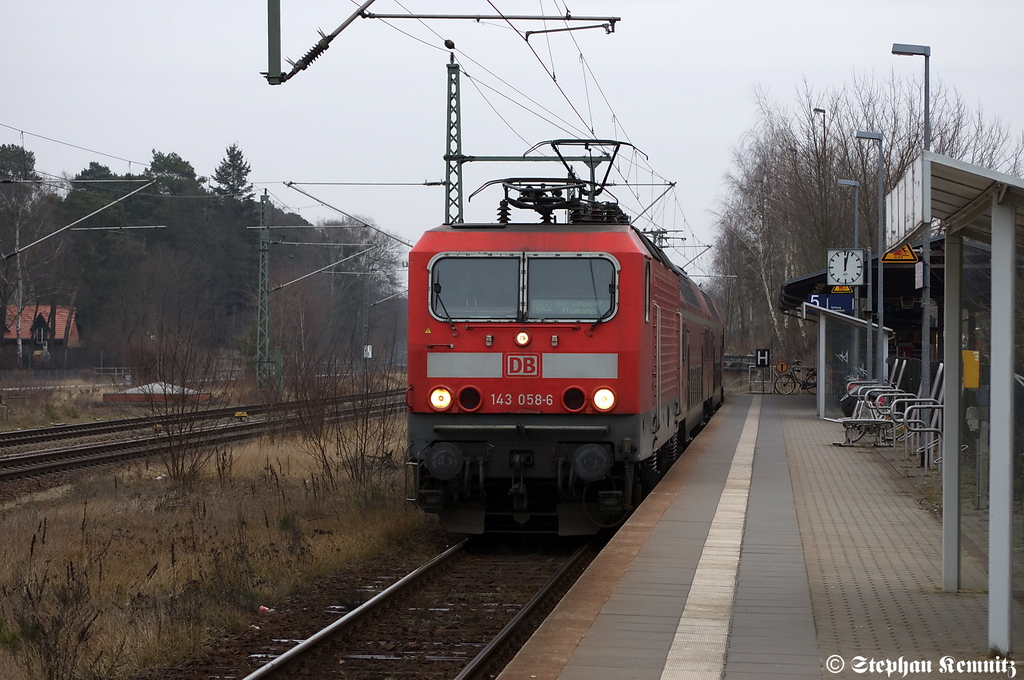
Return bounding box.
[962,350,981,389]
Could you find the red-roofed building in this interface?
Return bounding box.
[4,306,81,348]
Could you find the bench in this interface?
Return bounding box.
[831,381,901,447]
[833,418,893,447]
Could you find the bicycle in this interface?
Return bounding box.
[773,360,817,395]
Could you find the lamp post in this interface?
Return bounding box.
[813,108,827,152]
[892,44,930,150]
[838,178,869,379]
[856,130,885,382]
[893,42,932,397]
[813,108,828,260]
[837,179,860,247]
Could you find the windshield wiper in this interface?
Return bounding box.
[587,284,616,334]
[432,282,458,336]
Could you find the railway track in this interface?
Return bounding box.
[0,390,405,481]
[237,537,598,680]
[0,389,404,448]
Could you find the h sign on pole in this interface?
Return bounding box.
[755,349,771,393]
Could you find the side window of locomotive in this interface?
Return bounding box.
[431,257,519,320]
[526,257,616,320]
[645,261,651,323]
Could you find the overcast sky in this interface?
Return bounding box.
[4,1,1022,277]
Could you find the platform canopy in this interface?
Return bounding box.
[886,150,1024,248]
[887,150,1024,654]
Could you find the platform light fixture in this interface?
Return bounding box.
[892,42,933,399]
[812,107,827,151]
[838,178,870,379]
[891,44,930,151]
[856,131,885,383]
[837,179,860,247]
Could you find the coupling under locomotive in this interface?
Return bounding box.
[405,140,724,535]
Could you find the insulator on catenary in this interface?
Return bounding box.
[298,40,330,69]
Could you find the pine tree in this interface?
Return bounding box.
[212,143,254,201]
[0,144,37,180]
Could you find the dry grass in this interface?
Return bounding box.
[0,384,111,431]
[0,433,438,680]
[0,374,255,432]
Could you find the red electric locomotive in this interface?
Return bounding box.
[406,141,724,535]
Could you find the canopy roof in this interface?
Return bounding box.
[887,151,1024,247]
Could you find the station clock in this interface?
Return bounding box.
[826,248,866,287]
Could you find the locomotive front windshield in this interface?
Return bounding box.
[431,257,519,319]
[527,257,615,320]
[430,254,617,322]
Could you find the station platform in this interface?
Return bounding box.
[497,394,1006,680]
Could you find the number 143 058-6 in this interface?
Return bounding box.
[491,393,554,406]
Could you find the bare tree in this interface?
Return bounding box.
[123,300,231,487]
[0,146,63,368]
[282,321,404,504]
[272,217,408,503]
[710,73,1023,355]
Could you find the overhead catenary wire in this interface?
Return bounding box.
[281,181,443,186]
[633,182,678,225]
[456,52,592,137]
[544,12,694,235]
[353,0,595,142]
[260,187,309,218]
[523,9,688,237]
[463,75,533,146]
[335,0,677,224]
[461,70,588,139]
[2,180,157,260]
[272,245,379,291]
[285,182,415,248]
[348,0,452,54]
[0,122,152,169]
[6,4,706,264]
[485,0,596,138]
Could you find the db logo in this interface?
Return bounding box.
[506,354,539,377]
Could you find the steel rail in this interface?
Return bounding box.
[0,389,404,447]
[453,541,592,680]
[240,539,469,680]
[0,421,271,480]
[0,394,404,481]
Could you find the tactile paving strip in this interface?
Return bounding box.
[660,396,758,680]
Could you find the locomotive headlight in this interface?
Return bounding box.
[429,387,453,411]
[592,387,616,412]
[514,330,531,347]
